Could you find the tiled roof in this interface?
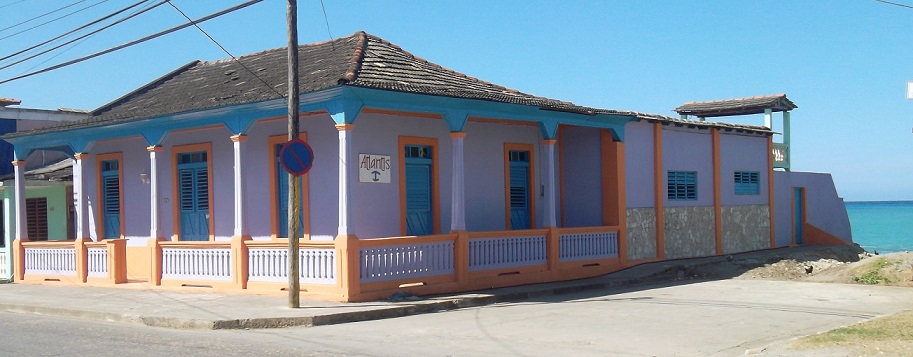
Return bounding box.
[5,31,773,137]
[0,98,21,107]
[674,94,797,117]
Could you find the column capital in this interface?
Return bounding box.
[335,123,355,131]
[450,132,467,139]
[146,145,163,152]
[542,139,557,145]
[74,153,90,160]
[230,134,248,142]
[11,160,26,167]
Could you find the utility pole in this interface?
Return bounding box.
[286,0,301,308]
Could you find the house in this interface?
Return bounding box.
[0,100,86,282]
[1,32,851,300]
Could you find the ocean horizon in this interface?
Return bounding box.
[845,200,913,254]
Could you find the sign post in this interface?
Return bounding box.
[286,0,300,309]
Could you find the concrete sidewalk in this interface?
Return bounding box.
[0,245,863,330]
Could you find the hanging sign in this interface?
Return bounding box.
[359,154,391,183]
[279,139,314,176]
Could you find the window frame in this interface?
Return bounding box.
[171,142,214,242]
[398,136,440,236]
[503,143,536,230]
[734,171,760,195]
[95,153,124,240]
[667,171,697,201]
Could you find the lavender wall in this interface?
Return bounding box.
[90,136,152,247]
[623,121,655,208]
[719,133,768,206]
[662,127,713,207]
[773,171,852,246]
[560,126,602,227]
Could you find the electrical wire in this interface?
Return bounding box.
[0,0,170,71]
[166,1,284,98]
[0,0,110,41]
[0,0,154,64]
[0,0,89,33]
[0,0,27,11]
[873,0,913,9]
[319,0,333,41]
[0,0,266,85]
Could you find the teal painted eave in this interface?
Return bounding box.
[6,85,633,157]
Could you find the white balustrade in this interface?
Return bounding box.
[248,248,336,284]
[360,242,454,283]
[468,235,547,271]
[559,231,618,262]
[0,252,8,280]
[24,247,77,276]
[86,247,108,277]
[162,248,232,281]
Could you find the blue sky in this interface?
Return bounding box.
[1,0,911,201]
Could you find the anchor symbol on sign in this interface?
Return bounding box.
[371,171,381,182]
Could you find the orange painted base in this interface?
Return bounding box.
[126,246,151,281]
[804,224,851,246]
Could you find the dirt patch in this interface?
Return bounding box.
[733,247,913,287]
[791,310,913,356]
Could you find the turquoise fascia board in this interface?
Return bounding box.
[325,98,364,125]
[441,110,469,132]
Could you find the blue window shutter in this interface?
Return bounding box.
[508,149,531,230]
[405,161,433,235]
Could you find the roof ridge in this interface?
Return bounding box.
[340,31,368,84]
[681,93,786,105]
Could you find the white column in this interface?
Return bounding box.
[336,124,353,236]
[450,132,466,231]
[73,153,90,240]
[543,139,557,227]
[231,135,247,237]
[12,161,27,241]
[148,146,161,238]
[764,108,773,129]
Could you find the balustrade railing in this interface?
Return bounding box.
[86,247,108,278]
[559,229,618,261]
[359,236,455,283]
[25,246,76,276]
[468,230,547,271]
[161,246,232,281]
[248,247,336,284]
[773,143,789,170]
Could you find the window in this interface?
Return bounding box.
[734,171,760,195]
[26,197,48,241]
[667,171,697,200]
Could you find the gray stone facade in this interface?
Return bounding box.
[663,206,715,259]
[722,205,770,254]
[626,208,657,260]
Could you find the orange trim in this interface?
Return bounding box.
[95,152,125,240]
[11,160,25,166]
[169,124,223,135]
[558,125,566,227]
[449,132,467,139]
[256,111,327,123]
[171,142,214,241]
[542,139,557,145]
[711,128,722,255]
[653,122,665,259]
[601,130,627,263]
[361,107,442,119]
[74,153,90,160]
[229,134,248,142]
[767,136,776,248]
[146,145,163,152]
[268,133,310,240]
[468,116,538,127]
[804,223,850,246]
[503,143,536,230]
[398,136,442,236]
[335,124,355,131]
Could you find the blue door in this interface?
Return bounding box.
[508,150,531,230]
[101,160,120,239]
[276,143,304,237]
[178,152,209,241]
[405,145,433,236]
[794,187,804,244]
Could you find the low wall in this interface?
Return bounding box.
[626,208,657,260]
[664,206,715,259]
[774,172,852,247]
[721,205,770,254]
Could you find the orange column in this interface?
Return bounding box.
[653,122,665,259]
[712,128,723,255]
[601,130,627,264]
[767,135,777,248]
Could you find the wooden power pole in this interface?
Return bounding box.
[286,0,301,308]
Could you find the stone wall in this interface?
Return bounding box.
[722,205,770,254]
[664,206,715,259]
[626,208,657,260]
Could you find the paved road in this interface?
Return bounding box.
[4,279,911,356]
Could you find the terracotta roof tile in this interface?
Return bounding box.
[674,94,797,117]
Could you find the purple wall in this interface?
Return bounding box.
[719,134,769,206]
[560,126,602,227]
[662,127,713,207]
[773,171,852,247]
[623,121,655,208]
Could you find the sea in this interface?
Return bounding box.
[845,201,913,254]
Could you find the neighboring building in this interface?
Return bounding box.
[0,32,851,300]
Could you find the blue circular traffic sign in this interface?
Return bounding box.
[279,139,314,176]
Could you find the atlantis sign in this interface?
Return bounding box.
[358,154,391,183]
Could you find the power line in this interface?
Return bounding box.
[873,0,913,10]
[0,0,27,11]
[0,0,111,42]
[0,0,154,64]
[0,0,170,71]
[0,0,90,33]
[165,0,284,98]
[319,0,333,42]
[0,0,266,85]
